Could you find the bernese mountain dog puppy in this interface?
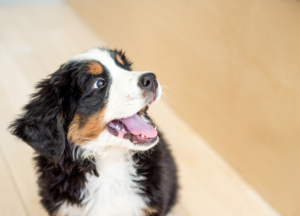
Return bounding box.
[9,48,178,216]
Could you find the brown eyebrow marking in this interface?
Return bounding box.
[68,106,106,145]
[116,54,124,65]
[87,61,103,75]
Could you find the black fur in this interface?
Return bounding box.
[135,131,178,216]
[110,48,133,70]
[9,48,178,216]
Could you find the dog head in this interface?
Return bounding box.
[9,48,161,161]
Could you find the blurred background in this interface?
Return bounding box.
[0,0,299,216]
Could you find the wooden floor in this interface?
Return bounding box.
[0,4,280,216]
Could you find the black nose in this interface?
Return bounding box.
[138,73,157,93]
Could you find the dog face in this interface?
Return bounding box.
[9,48,161,160]
[68,48,161,154]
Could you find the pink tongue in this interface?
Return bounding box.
[120,114,157,138]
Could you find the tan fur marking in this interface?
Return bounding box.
[143,206,158,216]
[68,107,106,145]
[55,212,64,216]
[116,54,124,65]
[138,106,148,116]
[87,61,103,75]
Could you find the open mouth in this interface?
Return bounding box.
[106,113,158,146]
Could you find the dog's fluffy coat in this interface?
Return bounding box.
[9,48,178,216]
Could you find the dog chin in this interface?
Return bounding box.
[127,136,159,151]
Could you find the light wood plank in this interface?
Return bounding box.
[0,144,28,216]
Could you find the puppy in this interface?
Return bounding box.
[9,48,178,216]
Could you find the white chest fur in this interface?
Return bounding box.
[58,147,148,216]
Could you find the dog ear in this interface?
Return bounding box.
[9,66,71,162]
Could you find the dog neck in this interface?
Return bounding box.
[59,146,148,216]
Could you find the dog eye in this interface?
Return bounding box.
[93,78,106,89]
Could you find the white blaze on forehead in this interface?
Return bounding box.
[70,48,154,122]
[70,48,118,70]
